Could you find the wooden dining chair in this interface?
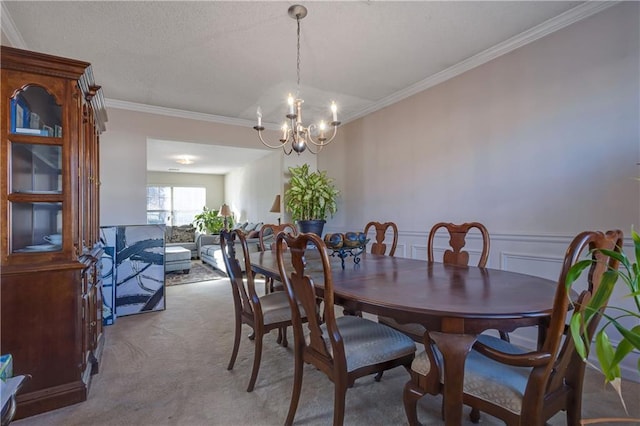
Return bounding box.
[342,221,400,320]
[276,232,416,426]
[258,223,298,293]
[403,229,624,426]
[427,221,490,267]
[379,222,494,342]
[221,229,305,392]
[364,221,398,256]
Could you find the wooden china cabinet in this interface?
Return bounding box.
[0,46,107,419]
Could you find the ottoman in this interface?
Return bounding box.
[165,246,191,274]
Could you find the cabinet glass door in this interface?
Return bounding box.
[8,84,65,254]
[11,202,63,253]
[10,85,62,137]
[11,143,62,194]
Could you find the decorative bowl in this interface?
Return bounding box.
[324,233,343,249]
[357,232,367,245]
[343,232,361,248]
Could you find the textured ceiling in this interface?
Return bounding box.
[2,1,600,173]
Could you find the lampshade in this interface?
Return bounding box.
[270,195,281,213]
[218,203,231,217]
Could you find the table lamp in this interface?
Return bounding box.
[218,203,232,231]
[270,195,281,225]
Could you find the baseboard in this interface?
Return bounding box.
[15,381,88,420]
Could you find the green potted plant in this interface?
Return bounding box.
[285,163,339,236]
[193,207,229,234]
[566,228,640,417]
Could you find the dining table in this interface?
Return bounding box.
[250,250,559,425]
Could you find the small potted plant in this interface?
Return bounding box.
[566,228,640,420]
[285,163,339,236]
[193,207,229,234]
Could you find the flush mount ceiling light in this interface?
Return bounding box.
[254,4,340,155]
[176,156,194,165]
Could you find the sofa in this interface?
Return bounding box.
[165,225,200,259]
[198,222,274,273]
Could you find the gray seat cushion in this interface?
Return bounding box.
[378,315,426,338]
[411,334,530,415]
[308,315,416,373]
[461,335,530,415]
[260,291,305,325]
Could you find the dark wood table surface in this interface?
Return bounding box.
[250,250,558,425]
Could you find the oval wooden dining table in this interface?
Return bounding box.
[250,250,559,425]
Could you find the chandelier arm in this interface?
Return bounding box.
[306,124,339,147]
[256,129,290,150]
[304,138,321,155]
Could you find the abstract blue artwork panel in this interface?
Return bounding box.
[113,225,165,316]
[100,224,166,320]
[100,227,117,325]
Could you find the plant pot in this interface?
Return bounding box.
[297,220,326,237]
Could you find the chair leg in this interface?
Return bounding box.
[247,332,263,392]
[403,380,425,426]
[276,327,288,347]
[565,391,582,426]
[227,316,242,370]
[469,407,481,423]
[333,377,348,426]
[285,350,304,426]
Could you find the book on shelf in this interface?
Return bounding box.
[14,128,47,135]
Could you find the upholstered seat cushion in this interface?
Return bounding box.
[309,315,416,373]
[377,316,426,338]
[260,291,306,325]
[411,334,530,415]
[461,335,531,415]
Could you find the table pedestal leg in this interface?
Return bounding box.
[429,332,477,426]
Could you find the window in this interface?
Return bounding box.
[146,186,206,226]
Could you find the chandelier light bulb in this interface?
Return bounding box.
[256,107,262,127]
[318,120,326,140]
[288,94,295,114]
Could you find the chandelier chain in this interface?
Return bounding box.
[296,16,301,97]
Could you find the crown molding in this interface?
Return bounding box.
[343,1,620,123]
[106,98,260,128]
[1,2,27,49]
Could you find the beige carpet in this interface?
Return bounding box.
[14,279,639,426]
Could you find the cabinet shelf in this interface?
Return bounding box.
[13,190,62,194]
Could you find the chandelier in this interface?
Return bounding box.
[254,4,340,155]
